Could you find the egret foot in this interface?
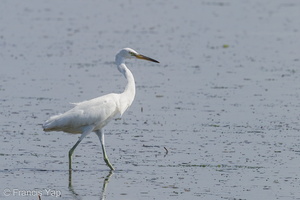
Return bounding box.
[104,158,115,171]
[104,158,115,170]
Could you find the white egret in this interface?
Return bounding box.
[43,48,159,171]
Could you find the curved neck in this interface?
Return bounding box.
[120,63,136,98]
[117,62,136,115]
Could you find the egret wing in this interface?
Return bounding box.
[43,94,120,133]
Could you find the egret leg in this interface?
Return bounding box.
[69,126,94,170]
[68,140,81,170]
[95,129,115,170]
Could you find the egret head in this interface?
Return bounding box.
[116,48,159,65]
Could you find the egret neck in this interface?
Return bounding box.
[116,60,136,116]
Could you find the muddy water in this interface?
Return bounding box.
[1,0,300,199]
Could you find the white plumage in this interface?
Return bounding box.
[43,94,121,134]
[43,48,159,171]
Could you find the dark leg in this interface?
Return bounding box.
[68,126,94,170]
[95,129,115,170]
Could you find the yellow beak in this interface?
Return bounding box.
[135,54,159,63]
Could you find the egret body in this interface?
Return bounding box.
[43,48,159,170]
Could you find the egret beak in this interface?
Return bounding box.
[135,54,159,63]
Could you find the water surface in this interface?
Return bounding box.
[1,0,300,199]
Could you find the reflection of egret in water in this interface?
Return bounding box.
[68,170,113,200]
[100,171,113,200]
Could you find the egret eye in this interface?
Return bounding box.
[129,52,136,56]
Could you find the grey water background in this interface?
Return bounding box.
[1,0,300,199]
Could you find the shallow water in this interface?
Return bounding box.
[1,0,300,199]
